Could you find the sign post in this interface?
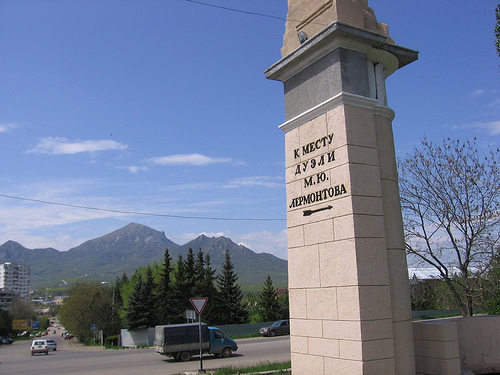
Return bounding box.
[190,297,208,374]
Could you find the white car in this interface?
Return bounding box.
[45,338,57,351]
[30,339,48,355]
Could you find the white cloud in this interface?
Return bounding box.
[145,153,237,166]
[469,89,485,97]
[224,176,284,188]
[28,137,128,155]
[234,229,288,260]
[465,120,500,136]
[0,123,18,133]
[118,165,149,174]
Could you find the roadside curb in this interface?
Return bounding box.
[183,369,291,375]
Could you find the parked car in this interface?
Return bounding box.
[30,339,49,356]
[1,337,13,345]
[45,338,57,351]
[259,320,290,337]
[64,333,73,340]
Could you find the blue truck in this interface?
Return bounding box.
[154,323,238,362]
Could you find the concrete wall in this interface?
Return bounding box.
[120,327,155,348]
[413,316,500,375]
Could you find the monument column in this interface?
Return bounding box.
[265,1,418,374]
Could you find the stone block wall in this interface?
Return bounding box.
[413,316,500,375]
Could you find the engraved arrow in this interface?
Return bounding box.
[303,205,332,216]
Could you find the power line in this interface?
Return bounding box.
[183,0,286,21]
[0,193,285,222]
[182,0,329,27]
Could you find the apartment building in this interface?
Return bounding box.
[0,262,31,299]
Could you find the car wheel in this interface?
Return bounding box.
[179,351,192,362]
[31,351,34,356]
[269,330,276,337]
[221,347,232,358]
[45,351,48,355]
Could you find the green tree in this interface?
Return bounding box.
[155,249,176,324]
[193,251,218,324]
[243,291,262,323]
[215,250,248,324]
[0,309,13,336]
[277,291,289,320]
[59,282,120,340]
[114,272,128,310]
[143,266,157,326]
[10,297,35,321]
[171,254,194,322]
[399,138,500,316]
[258,275,280,322]
[124,275,149,330]
[482,255,500,314]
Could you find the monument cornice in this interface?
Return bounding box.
[265,21,418,83]
[278,92,390,133]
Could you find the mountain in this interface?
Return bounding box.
[0,223,288,291]
[174,234,288,290]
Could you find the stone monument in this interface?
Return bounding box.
[265,1,418,374]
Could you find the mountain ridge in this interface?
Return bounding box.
[0,223,288,291]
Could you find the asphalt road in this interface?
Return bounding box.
[0,330,290,375]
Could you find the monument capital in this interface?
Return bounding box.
[282,0,394,56]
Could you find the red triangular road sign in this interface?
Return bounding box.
[190,297,208,315]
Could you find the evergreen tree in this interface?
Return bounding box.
[185,248,196,294]
[124,275,147,330]
[155,249,176,324]
[193,249,206,295]
[195,252,218,325]
[216,250,248,324]
[114,272,128,310]
[258,275,280,322]
[124,270,156,330]
[171,255,191,322]
[143,266,156,327]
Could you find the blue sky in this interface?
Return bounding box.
[1,1,499,261]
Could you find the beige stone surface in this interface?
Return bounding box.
[303,218,334,245]
[339,339,364,360]
[291,352,325,374]
[342,105,377,147]
[362,338,395,361]
[318,239,358,286]
[359,319,394,341]
[286,224,304,249]
[288,245,321,288]
[289,288,307,319]
[306,287,338,320]
[358,286,392,321]
[276,3,416,373]
[309,337,340,358]
[324,357,363,374]
[291,318,324,338]
[290,334,309,354]
[362,358,396,375]
[348,164,382,197]
[336,286,361,320]
[323,320,362,341]
[282,0,393,57]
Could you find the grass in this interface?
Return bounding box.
[206,361,291,375]
[231,332,261,339]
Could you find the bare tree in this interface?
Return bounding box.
[399,138,500,316]
[495,4,500,58]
